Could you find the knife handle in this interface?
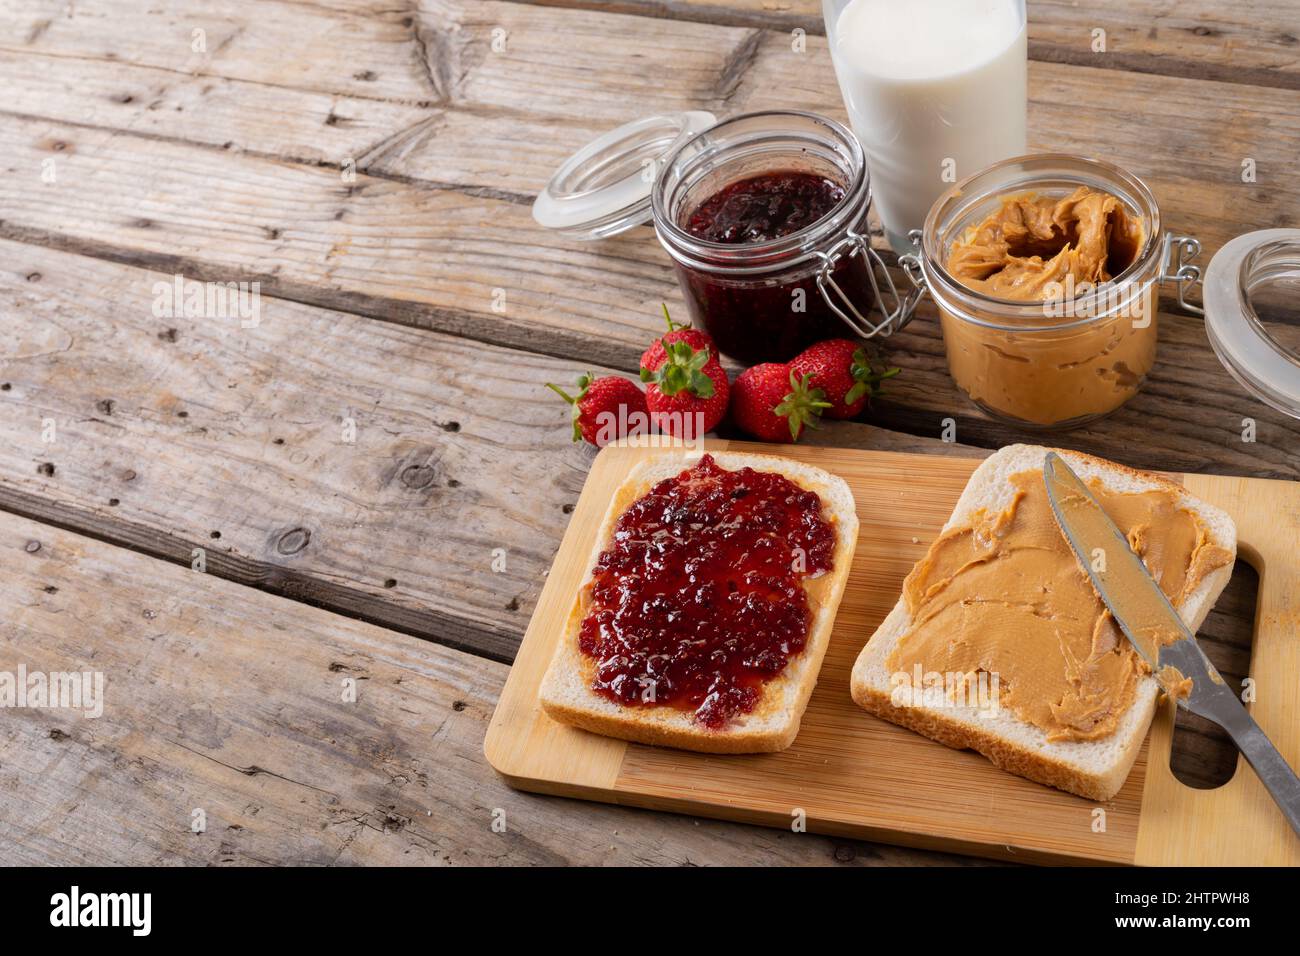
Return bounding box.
[1216,701,1300,839]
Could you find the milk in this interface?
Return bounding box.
[825,0,1027,252]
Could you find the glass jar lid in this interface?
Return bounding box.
[1204,229,1300,419]
[531,111,716,240]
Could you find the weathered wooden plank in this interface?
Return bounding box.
[3,0,438,105]
[0,240,966,662]
[0,238,608,661]
[19,0,1295,102]
[0,510,990,865]
[13,1,1300,212]
[0,0,740,193]
[1025,0,1300,90]
[0,49,433,167]
[359,2,1300,208]
[3,0,758,195]
[517,0,1300,90]
[9,0,1298,265]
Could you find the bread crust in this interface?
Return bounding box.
[849,444,1237,800]
[539,449,859,754]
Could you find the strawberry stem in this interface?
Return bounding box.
[545,374,594,442]
[544,382,574,403]
[661,303,686,333]
[845,347,901,405]
[775,371,832,442]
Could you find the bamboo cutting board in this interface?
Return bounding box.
[484,440,1300,865]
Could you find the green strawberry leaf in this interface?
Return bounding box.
[775,371,833,442]
[644,338,716,398]
[688,369,715,398]
[846,347,901,405]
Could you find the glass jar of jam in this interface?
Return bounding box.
[913,153,1201,429]
[652,111,906,364]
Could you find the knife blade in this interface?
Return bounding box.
[1042,451,1300,837]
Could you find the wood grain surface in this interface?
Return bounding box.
[0,510,985,866]
[0,0,1293,865]
[521,0,1300,94]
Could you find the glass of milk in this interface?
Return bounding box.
[823,0,1027,254]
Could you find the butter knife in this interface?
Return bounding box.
[1043,451,1300,835]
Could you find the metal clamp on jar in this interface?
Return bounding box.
[813,226,924,342]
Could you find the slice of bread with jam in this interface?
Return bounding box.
[540,449,858,754]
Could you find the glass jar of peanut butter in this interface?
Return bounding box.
[913,154,1194,429]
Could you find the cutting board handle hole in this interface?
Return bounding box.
[1167,558,1259,791]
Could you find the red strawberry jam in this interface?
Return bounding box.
[577,454,836,728]
[671,170,876,364]
[685,171,846,244]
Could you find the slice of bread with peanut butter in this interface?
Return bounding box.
[850,444,1236,800]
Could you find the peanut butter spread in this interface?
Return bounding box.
[886,470,1232,742]
[1047,477,1205,704]
[939,187,1153,427]
[947,187,1145,301]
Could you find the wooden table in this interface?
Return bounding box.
[0,0,1294,866]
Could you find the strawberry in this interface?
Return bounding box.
[731,364,831,443]
[639,305,719,374]
[645,361,729,440]
[789,338,900,420]
[546,373,649,447]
